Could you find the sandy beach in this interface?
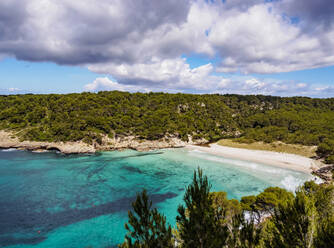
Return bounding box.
[187,143,323,174]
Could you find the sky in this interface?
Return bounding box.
[0,0,334,97]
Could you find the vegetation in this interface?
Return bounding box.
[176,169,229,247]
[217,139,317,157]
[120,169,334,247]
[0,92,333,162]
[119,190,173,248]
[316,139,334,164]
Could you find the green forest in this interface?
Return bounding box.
[0,92,333,162]
[119,168,334,248]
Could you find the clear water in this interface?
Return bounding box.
[0,148,313,248]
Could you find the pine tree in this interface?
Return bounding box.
[120,190,173,248]
[265,190,318,248]
[314,219,334,248]
[228,213,262,248]
[176,168,229,248]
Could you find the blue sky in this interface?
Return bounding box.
[0,58,103,94]
[0,0,334,97]
[2,56,333,95]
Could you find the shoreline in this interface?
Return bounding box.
[1,138,324,174]
[1,130,330,182]
[0,130,207,154]
[187,143,324,174]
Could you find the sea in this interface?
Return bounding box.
[0,148,314,248]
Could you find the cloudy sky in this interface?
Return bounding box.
[0,0,334,97]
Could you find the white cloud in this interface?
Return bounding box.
[87,57,226,91]
[85,69,332,97]
[1,0,334,96]
[2,0,334,73]
[8,87,21,92]
[210,2,334,73]
[84,77,149,92]
[0,0,192,64]
[0,87,26,94]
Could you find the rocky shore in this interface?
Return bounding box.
[0,131,207,154]
[312,165,334,184]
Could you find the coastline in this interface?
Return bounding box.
[187,143,323,174]
[1,130,330,182]
[0,130,207,154]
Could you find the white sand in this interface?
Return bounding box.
[187,144,323,174]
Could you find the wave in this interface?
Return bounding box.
[279,174,323,192]
[189,149,206,154]
[0,148,17,152]
[280,175,305,192]
[312,176,323,185]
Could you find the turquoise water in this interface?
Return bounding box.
[0,148,313,248]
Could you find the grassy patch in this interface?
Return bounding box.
[217,139,317,158]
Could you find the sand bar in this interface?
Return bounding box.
[187,144,323,174]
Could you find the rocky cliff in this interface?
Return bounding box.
[0,131,208,154]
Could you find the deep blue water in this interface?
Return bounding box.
[0,148,313,248]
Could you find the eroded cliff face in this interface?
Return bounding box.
[0,131,208,154]
[0,130,96,154]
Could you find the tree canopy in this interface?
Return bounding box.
[1,92,333,162]
[121,169,334,248]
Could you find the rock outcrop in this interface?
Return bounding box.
[0,131,96,154]
[312,165,334,184]
[0,131,208,154]
[98,135,208,152]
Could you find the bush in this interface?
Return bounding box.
[325,155,334,164]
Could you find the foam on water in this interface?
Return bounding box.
[280,175,305,192]
[1,148,17,152]
[0,148,315,248]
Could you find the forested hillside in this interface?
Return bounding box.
[0,92,333,162]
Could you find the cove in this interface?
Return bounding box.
[0,148,313,248]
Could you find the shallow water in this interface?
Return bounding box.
[0,148,313,248]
